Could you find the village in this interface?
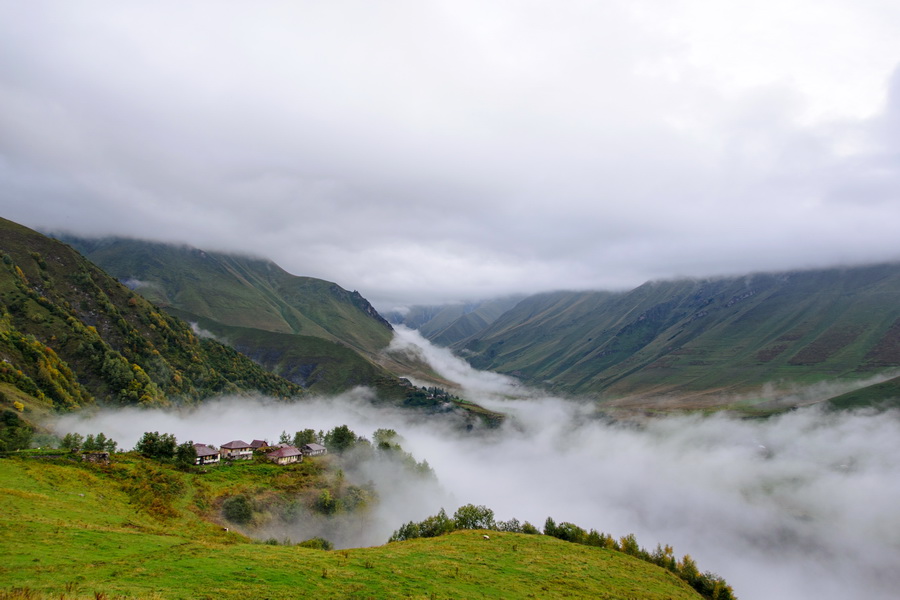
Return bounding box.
[194,439,328,466]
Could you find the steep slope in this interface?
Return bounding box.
[458,265,900,401]
[56,236,415,396]
[63,237,393,355]
[57,236,482,405]
[171,310,409,399]
[0,217,300,412]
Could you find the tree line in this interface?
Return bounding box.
[390,505,736,600]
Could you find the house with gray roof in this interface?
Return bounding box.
[194,443,220,466]
[301,443,327,457]
[219,440,253,460]
[268,445,303,465]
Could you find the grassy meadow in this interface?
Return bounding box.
[0,454,702,600]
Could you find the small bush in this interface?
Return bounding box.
[222,495,253,524]
[299,537,333,551]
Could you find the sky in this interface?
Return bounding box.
[55,327,900,600]
[2,1,900,309]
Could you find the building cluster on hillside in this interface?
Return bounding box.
[192,439,327,466]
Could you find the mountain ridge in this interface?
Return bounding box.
[0,217,301,413]
[452,264,900,405]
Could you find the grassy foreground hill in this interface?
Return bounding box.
[455,265,900,407]
[0,455,703,600]
[0,217,300,415]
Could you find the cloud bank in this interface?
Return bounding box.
[3,2,900,307]
[54,330,900,600]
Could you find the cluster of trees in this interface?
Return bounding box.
[403,385,461,408]
[390,506,735,600]
[0,409,33,451]
[134,431,197,469]
[541,518,734,600]
[278,423,370,454]
[390,504,537,542]
[60,431,117,453]
[278,425,431,476]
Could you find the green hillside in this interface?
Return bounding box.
[169,309,409,398]
[0,217,300,415]
[62,237,393,355]
[52,234,502,420]
[457,266,900,406]
[60,236,454,399]
[0,454,704,600]
[825,374,900,410]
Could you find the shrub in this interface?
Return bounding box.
[298,537,333,551]
[222,495,253,524]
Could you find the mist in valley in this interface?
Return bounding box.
[54,327,900,600]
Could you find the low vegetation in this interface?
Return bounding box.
[391,506,735,600]
[0,453,706,599]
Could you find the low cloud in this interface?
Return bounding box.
[52,333,900,600]
[188,321,220,341]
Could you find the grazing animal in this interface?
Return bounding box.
[483,534,490,540]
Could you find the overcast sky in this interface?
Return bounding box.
[2,1,900,309]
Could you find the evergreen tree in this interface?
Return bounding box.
[60,432,84,450]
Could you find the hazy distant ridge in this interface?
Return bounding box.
[452,266,900,401]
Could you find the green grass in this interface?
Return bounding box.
[0,456,702,600]
[825,374,900,410]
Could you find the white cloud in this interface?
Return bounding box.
[51,332,900,599]
[2,1,900,307]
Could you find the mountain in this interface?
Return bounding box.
[0,217,301,414]
[58,236,415,396]
[455,265,900,405]
[55,236,499,421]
[386,296,525,346]
[62,237,392,354]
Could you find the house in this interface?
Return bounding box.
[301,443,327,457]
[194,443,220,466]
[249,439,270,451]
[267,445,303,465]
[219,440,253,460]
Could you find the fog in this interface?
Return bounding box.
[53,328,900,600]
